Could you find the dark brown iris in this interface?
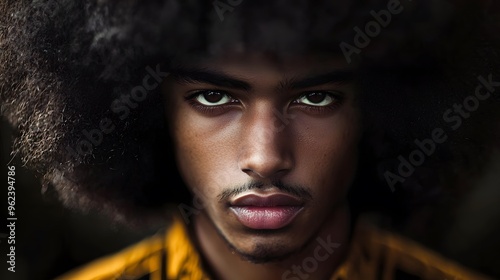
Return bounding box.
[204,91,224,103]
[306,92,327,104]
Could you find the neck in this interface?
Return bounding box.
[193,204,351,280]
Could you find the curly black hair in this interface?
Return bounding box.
[1,0,499,225]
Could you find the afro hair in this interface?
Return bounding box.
[1,0,500,224]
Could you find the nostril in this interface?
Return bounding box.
[241,168,252,175]
[240,166,291,180]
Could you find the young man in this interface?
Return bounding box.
[1,0,499,279]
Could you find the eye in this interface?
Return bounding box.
[296,92,337,106]
[194,90,234,106]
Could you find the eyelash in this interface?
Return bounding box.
[185,90,239,114]
[185,90,344,114]
[293,91,344,113]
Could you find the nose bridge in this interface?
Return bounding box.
[238,103,293,178]
[249,105,281,144]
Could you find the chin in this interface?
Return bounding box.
[231,241,298,264]
[221,230,307,264]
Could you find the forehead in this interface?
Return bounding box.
[171,51,357,79]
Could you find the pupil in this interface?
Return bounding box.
[204,91,223,103]
[307,92,326,103]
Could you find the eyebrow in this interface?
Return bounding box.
[170,67,354,91]
[285,70,354,90]
[170,68,252,91]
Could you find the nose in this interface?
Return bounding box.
[238,106,294,179]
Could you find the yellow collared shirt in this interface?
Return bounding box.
[56,215,491,280]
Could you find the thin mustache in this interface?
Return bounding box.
[217,180,313,203]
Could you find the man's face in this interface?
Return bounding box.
[164,52,361,262]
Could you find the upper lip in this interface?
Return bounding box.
[230,193,303,207]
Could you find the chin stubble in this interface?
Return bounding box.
[202,212,320,264]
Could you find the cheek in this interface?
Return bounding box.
[294,110,360,197]
[172,111,239,203]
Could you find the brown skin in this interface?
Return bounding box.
[164,52,362,279]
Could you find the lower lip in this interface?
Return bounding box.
[230,206,303,230]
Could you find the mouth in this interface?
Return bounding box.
[229,193,304,230]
